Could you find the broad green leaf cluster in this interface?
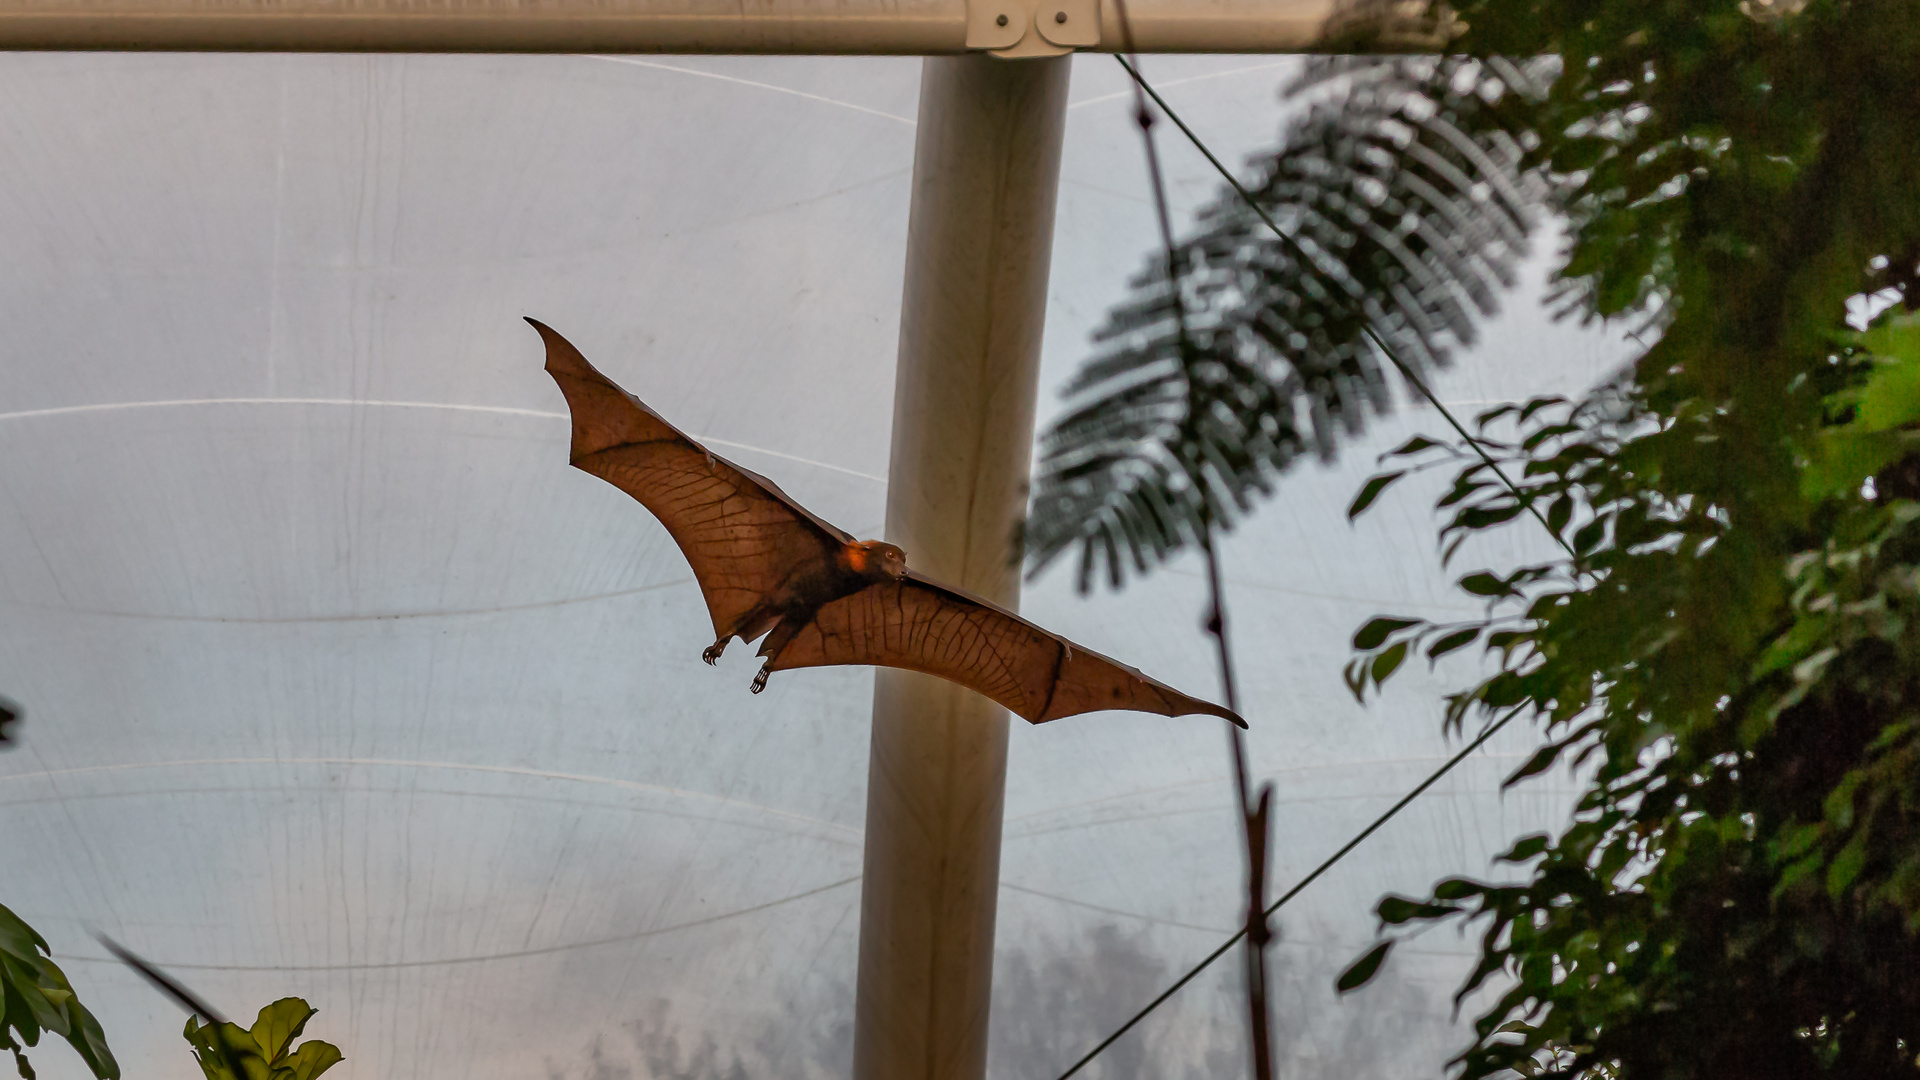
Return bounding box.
[1341,285,1920,1077]
[0,904,117,1080]
[1345,321,1920,1078]
[183,998,341,1080]
[1028,0,1920,1074]
[1322,0,1920,1062]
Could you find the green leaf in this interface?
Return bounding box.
[1353,616,1424,650]
[0,906,116,1080]
[1342,659,1368,704]
[1464,502,1530,530]
[1823,772,1862,831]
[1438,479,1493,510]
[1377,896,1459,924]
[1499,834,1552,863]
[1388,436,1441,457]
[1826,835,1868,899]
[1432,878,1485,901]
[1803,429,1903,501]
[1775,853,1824,899]
[1348,470,1407,519]
[188,1019,265,1080]
[0,907,49,964]
[59,1000,117,1080]
[1427,627,1482,662]
[277,1041,343,1080]
[1853,314,1920,431]
[185,1000,334,1080]
[1518,397,1566,424]
[1546,494,1573,535]
[1476,403,1520,426]
[197,1014,263,1076]
[1335,940,1393,993]
[1753,614,1833,680]
[1,956,61,1042]
[1459,572,1513,597]
[248,1000,314,1066]
[1371,641,1409,685]
[1479,672,1528,708]
[1486,629,1530,652]
[1503,742,1563,789]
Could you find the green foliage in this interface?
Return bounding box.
[0,904,117,1080]
[1029,0,1920,1074]
[0,708,111,1080]
[1804,317,1920,498]
[184,998,342,1080]
[1338,346,1920,1079]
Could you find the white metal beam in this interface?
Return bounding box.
[0,0,1341,53]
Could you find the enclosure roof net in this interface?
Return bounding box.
[0,52,1620,1080]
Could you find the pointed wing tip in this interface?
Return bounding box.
[523,315,562,349]
[1148,674,1242,728]
[524,318,600,382]
[1187,699,1246,728]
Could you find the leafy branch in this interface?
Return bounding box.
[0,905,117,1080]
[1336,311,1920,1078]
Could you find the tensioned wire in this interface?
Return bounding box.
[1113,55,1574,562]
[1048,706,1521,1079]
[1047,52,1569,1079]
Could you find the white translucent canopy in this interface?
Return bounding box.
[0,52,1623,1080]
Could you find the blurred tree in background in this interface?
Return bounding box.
[1027,0,1920,1076]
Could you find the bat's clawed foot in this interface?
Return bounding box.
[750,667,771,694]
[702,640,727,666]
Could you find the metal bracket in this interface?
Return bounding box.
[966,0,1099,57]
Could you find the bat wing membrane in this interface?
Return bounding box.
[770,572,1244,726]
[531,319,853,640]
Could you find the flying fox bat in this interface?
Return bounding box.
[530,319,1243,728]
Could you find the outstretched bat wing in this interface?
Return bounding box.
[531,319,853,640]
[768,571,1245,727]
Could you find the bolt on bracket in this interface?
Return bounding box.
[966,0,1099,57]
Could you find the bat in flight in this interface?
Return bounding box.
[530,319,1243,728]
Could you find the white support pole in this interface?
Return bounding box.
[853,53,1069,1080]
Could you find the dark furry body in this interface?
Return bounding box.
[703,545,890,689]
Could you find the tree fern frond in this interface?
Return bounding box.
[1026,56,1555,589]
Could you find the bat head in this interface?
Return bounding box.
[849,540,909,581]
